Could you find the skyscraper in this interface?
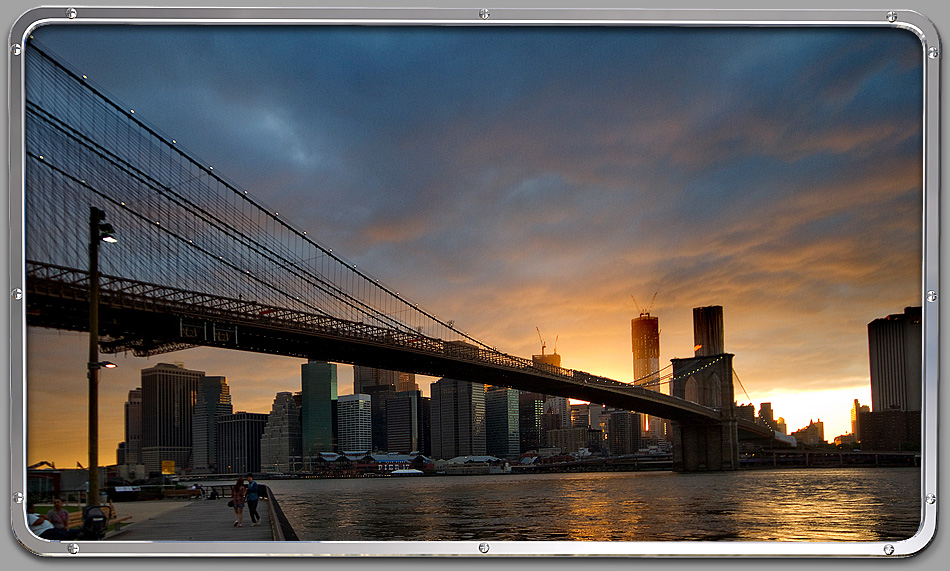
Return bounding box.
[543,396,571,429]
[607,410,642,455]
[588,403,608,434]
[532,351,561,368]
[790,419,825,446]
[632,313,660,384]
[123,388,142,466]
[693,305,724,357]
[529,352,566,450]
[430,378,486,460]
[758,402,777,431]
[353,365,417,451]
[632,311,668,443]
[851,399,870,440]
[216,412,269,474]
[140,363,203,476]
[518,391,545,453]
[776,417,787,435]
[192,375,232,474]
[364,384,397,451]
[486,385,520,459]
[395,372,420,394]
[260,392,303,474]
[301,360,338,458]
[353,365,391,394]
[386,390,430,455]
[338,394,372,452]
[353,365,417,394]
[868,306,922,412]
[570,403,590,428]
[546,426,594,455]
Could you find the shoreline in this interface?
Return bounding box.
[169,455,919,485]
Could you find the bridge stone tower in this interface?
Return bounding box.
[669,306,738,471]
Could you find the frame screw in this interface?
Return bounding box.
[884,544,895,555]
[66,8,78,19]
[478,542,490,553]
[926,493,936,504]
[479,9,491,20]
[67,543,80,555]
[11,44,21,56]
[927,291,937,302]
[929,47,939,59]
[13,492,24,504]
[886,11,898,23]
[11,288,23,300]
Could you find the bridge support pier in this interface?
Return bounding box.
[671,419,739,471]
[670,353,739,471]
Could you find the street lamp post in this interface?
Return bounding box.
[88,206,116,506]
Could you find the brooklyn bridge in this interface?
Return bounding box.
[21,44,782,473]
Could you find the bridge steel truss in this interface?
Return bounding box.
[26,261,724,425]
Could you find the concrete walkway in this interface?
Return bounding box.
[106,498,273,541]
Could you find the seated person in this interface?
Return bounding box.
[27,501,79,540]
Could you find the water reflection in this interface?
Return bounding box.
[267,467,919,542]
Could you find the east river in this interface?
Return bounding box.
[263,467,921,542]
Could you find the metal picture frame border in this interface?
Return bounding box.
[6,6,940,557]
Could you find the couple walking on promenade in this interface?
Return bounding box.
[230,474,261,528]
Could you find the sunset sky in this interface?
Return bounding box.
[24,24,924,467]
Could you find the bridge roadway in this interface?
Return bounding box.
[28,261,737,426]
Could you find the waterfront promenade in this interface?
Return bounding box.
[105,498,274,541]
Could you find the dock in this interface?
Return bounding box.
[105,495,281,541]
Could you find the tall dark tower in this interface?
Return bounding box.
[631,313,660,385]
[123,388,142,466]
[140,362,204,476]
[430,378,486,460]
[301,360,338,458]
[693,305,724,356]
[192,375,232,474]
[868,306,922,411]
[632,311,668,444]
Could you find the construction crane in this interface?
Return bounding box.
[536,328,561,355]
[632,292,658,317]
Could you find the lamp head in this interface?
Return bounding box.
[99,222,117,243]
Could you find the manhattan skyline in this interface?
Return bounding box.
[25,25,923,467]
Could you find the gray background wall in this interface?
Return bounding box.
[3,0,946,568]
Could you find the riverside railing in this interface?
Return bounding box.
[260,485,299,541]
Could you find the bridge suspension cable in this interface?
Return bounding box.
[21,42,729,424]
[733,367,752,402]
[24,43,492,352]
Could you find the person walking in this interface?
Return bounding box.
[245,474,261,526]
[230,477,247,527]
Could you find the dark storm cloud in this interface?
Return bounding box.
[33,27,921,256]
[40,23,920,333]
